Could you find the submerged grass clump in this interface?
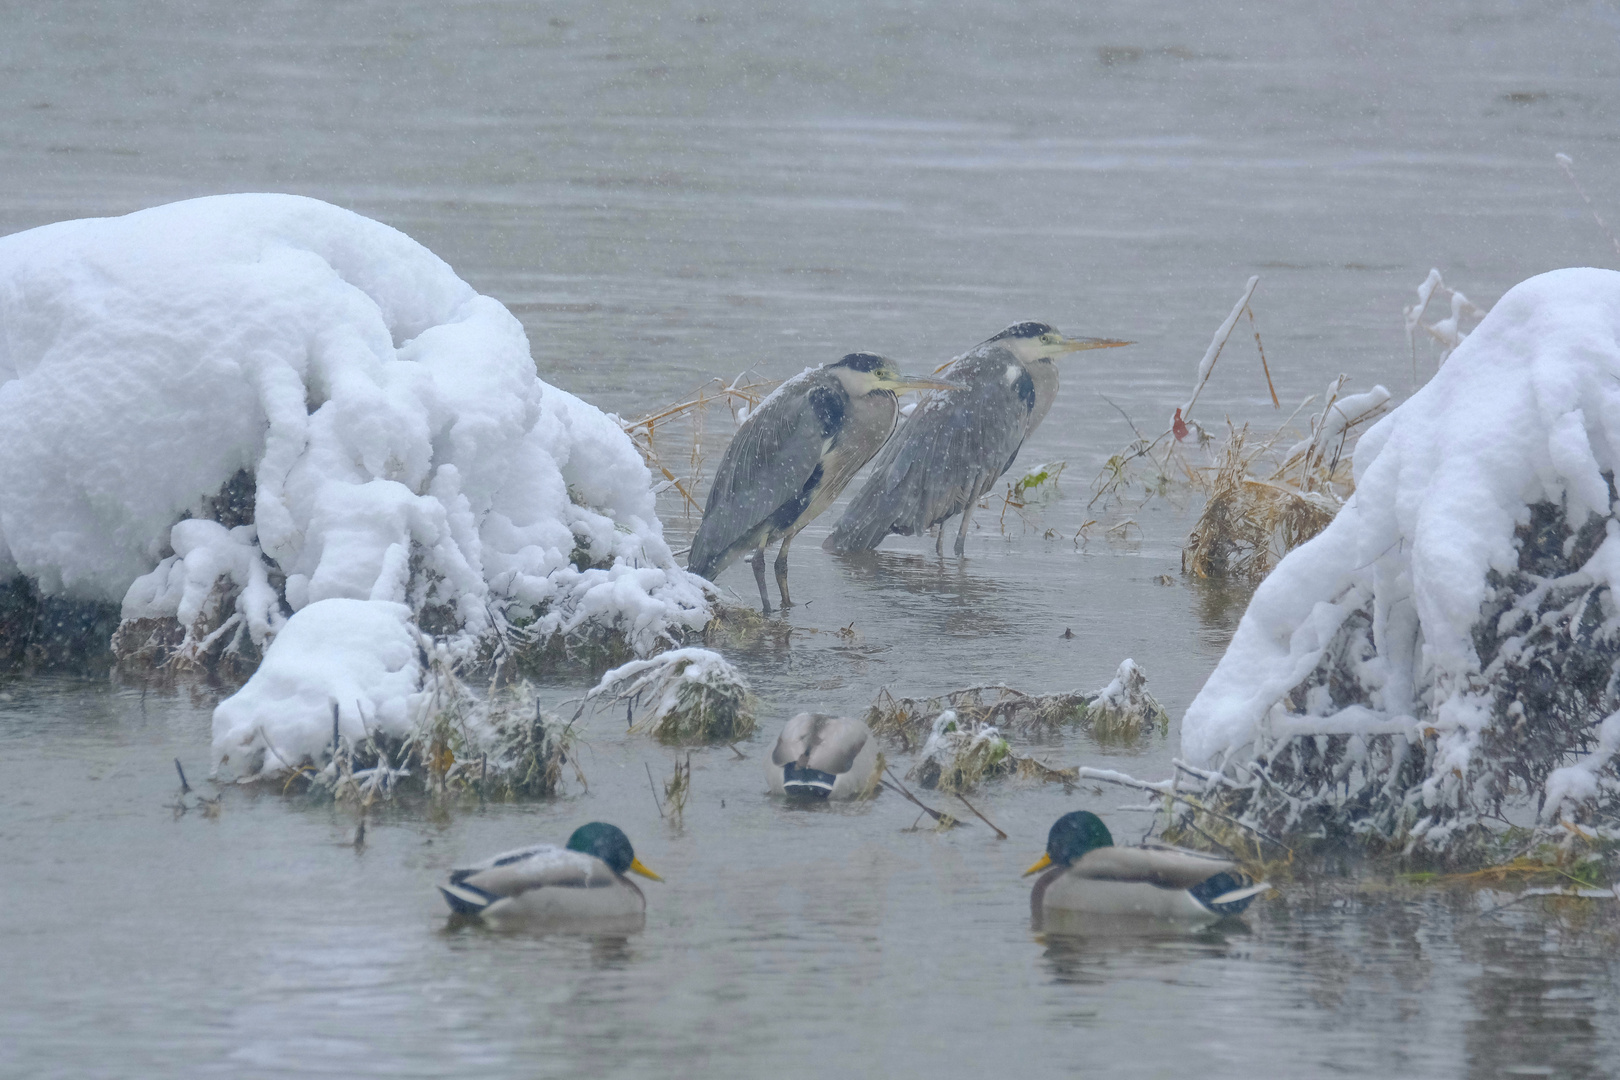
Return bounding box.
[1085,659,1171,742]
[587,647,756,744]
[1086,276,1399,578]
[865,659,1168,752]
[908,711,1014,794]
[275,669,584,806]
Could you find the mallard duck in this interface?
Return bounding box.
[1024,811,1267,922]
[439,822,662,921]
[767,712,878,799]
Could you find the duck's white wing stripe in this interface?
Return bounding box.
[1208,882,1271,905]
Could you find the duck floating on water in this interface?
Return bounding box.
[440,822,662,921]
[767,712,879,799]
[1025,811,1267,923]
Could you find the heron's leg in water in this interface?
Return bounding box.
[750,548,773,614]
[954,498,975,557]
[774,533,796,608]
[934,522,945,557]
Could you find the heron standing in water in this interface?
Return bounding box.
[687,352,957,612]
[825,322,1131,557]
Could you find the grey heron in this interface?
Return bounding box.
[687,352,956,612]
[824,322,1130,557]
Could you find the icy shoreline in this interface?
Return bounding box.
[0,194,710,776]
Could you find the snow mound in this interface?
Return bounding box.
[1183,267,1620,843]
[0,194,709,773]
[212,598,428,776]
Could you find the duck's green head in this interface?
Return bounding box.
[567,822,663,881]
[1022,811,1114,876]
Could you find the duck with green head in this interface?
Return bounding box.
[440,822,662,922]
[1024,811,1267,923]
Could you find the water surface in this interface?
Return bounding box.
[3,1,1620,1076]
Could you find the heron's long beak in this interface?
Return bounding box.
[628,857,663,881]
[1053,335,1133,355]
[889,373,963,393]
[1023,852,1053,877]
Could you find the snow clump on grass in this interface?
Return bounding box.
[1182,268,1620,851]
[908,710,1013,793]
[213,597,583,792]
[586,646,756,743]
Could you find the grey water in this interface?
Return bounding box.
[3,1,1620,1076]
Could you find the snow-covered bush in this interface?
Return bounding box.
[0,194,711,771]
[1183,268,1620,851]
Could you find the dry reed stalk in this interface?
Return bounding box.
[1555,152,1620,259]
[664,753,691,824]
[618,372,778,519]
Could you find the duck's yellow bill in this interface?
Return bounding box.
[628,857,663,881]
[1023,852,1053,877]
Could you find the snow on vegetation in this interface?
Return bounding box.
[865,659,1168,747]
[584,646,755,743]
[0,194,710,776]
[1183,267,1620,852]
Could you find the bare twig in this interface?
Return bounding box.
[1556,152,1620,258]
[1076,766,1293,854]
[1182,275,1261,421]
[955,793,1007,839]
[645,761,666,818]
[173,758,191,794]
[881,766,956,825]
[1247,305,1279,408]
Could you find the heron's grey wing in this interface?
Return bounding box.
[688,377,835,577]
[450,845,612,897]
[827,358,1028,550]
[1070,846,1240,889]
[770,712,870,773]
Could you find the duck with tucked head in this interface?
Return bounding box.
[766,712,878,799]
[440,822,662,922]
[1024,811,1267,923]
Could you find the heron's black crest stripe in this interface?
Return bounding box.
[988,321,1054,342]
[1189,872,1256,917]
[1013,369,1036,413]
[808,383,847,440]
[835,352,886,373]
